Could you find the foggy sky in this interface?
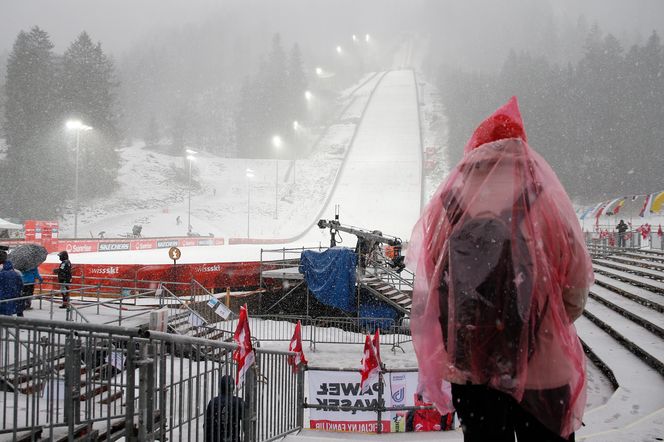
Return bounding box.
[1,0,663,57]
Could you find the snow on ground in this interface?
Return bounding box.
[46,70,424,266]
[59,73,385,241]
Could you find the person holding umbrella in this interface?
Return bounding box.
[20,266,43,311]
[0,251,23,316]
[8,244,48,312]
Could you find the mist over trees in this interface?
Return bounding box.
[1,1,663,219]
[436,25,664,203]
[236,35,309,158]
[1,27,118,219]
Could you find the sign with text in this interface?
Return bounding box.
[308,370,391,433]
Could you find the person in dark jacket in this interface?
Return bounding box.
[21,267,43,311]
[53,251,72,308]
[0,252,24,316]
[205,375,244,442]
[616,219,628,247]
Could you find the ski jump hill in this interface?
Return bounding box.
[41,69,423,289]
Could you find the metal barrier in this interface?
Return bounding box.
[0,315,303,441]
[211,315,411,353]
[584,230,664,252]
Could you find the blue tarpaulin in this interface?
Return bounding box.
[299,247,357,312]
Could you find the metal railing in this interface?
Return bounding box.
[211,315,411,352]
[0,315,303,441]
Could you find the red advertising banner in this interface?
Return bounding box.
[61,240,99,254]
[131,240,157,251]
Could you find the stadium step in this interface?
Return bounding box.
[620,251,664,264]
[592,263,664,293]
[593,258,664,282]
[583,298,664,376]
[603,254,664,272]
[576,315,664,437]
[589,285,664,338]
[593,273,664,313]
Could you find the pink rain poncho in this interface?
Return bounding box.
[407,97,594,437]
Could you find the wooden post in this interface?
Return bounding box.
[226,287,231,308]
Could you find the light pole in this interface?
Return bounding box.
[185,148,197,231]
[246,168,254,237]
[292,121,300,184]
[65,120,92,238]
[272,135,282,219]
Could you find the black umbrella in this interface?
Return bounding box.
[8,244,48,272]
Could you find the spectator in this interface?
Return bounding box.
[205,375,244,442]
[405,394,455,432]
[616,219,628,247]
[0,251,23,316]
[20,266,43,311]
[53,251,72,308]
[408,97,593,441]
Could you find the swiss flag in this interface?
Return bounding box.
[372,328,382,366]
[233,304,255,388]
[360,334,381,394]
[288,320,308,372]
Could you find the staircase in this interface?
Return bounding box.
[359,260,414,315]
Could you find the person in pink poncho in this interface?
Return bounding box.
[407,97,593,441]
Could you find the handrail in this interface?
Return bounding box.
[159,284,209,326]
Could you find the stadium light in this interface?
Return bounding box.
[65,119,93,238]
[186,151,197,231]
[272,136,282,219]
[246,168,254,237]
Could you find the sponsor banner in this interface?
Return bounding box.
[207,296,219,309]
[86,265,122,276]
[189,312,205,326]
[131,239,157,250]
[156,239,179,249]
[308,370,391,433]
[179,238,198,247]
[195,264,221,273]
[197,238,214,246]
[388,372,417,433]
[213,238,225,246]
[62,240,98,254]
[108,350,126,371]
[215,302,232,320]
[98,242,130,252]
[308,371,424,433]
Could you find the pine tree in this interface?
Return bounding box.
[2,27,65,219]
[265,34,289,158]
[61,31,119,198]
[145,115,159,147]
[287,43,308,156]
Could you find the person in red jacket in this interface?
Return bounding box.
[408,97,593,441]
[405,394,454,432]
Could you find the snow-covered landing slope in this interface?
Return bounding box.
[47,70,423,265]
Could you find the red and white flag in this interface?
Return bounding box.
[372,328,381,366]
[233,304,255,388]
[360,334,381,394]
[288,320,308,372]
